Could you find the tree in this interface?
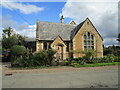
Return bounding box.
[2,35,18,49]
[15,34,25,45]
[2,34,25,49]
[117,33,120,42]
[3,27,12,38]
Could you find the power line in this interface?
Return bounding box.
[4,3,32,25]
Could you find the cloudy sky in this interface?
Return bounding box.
[0,0,119,46]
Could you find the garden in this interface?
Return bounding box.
[8,45,120,68]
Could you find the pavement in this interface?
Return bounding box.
[2,65,118,88]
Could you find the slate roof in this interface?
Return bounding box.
[37,18,103,41]
[37,21,77,41]
[25,37,36,41]
[70,20,85,40]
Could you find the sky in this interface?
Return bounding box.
[0,0,119,46]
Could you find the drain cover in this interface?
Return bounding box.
[5,73,12,76]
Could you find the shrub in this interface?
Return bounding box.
[46,49,56,65]
[11,45,27,57]
[64,60,71,66]
[10,45,30,67]
[64,57,86,66]
[83,50,95,60]
[31,49,56,66]
[12,49,56,67]
[103,54,117,63]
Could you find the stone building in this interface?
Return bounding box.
[36,16,103,60]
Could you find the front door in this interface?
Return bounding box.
[55,45,63,60]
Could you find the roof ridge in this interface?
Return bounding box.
[37,20,77,26]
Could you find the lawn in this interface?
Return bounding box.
[73,62,120,68]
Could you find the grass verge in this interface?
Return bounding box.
[73,62,120,68]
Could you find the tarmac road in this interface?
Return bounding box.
[2,65,118,88]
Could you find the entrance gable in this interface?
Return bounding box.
[51,35,66,48]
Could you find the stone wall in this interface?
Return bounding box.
[72,18,103,58]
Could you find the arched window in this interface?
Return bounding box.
[43,42,47,50]
[83,32,94,50]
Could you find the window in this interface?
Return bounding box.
[87,32,90,39]
[58,47,59,50]
[84,41,87,45]
[43,42,47,50]
[91,41,94,45]
[91,35,94,40]
[48,43,51,49]
[87,22,89,25]
[83,32,94,50]
[66,42,69,52]
[84,35,87,40]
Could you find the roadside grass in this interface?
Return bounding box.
[73,62,120,68]
[10,65,64,70]
[9,62,120,70]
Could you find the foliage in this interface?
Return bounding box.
[2,35,18,49]
[3,27,11,37]
[103,54,117,63]
[12,49,56,67]
[64,57,86,66]
[15,34,25,45]
[103,45,120,56]
[33,49,56,66]
[11,45,27,56]
[2,34,25,49]
[83,50,95,59]
[72,62,119,68]
[103,48,112,55]
[117,33,120,42]
[64,53,119,67]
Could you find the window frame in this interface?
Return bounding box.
[83,32,94,50]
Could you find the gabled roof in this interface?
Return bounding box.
[37,18,103,41]
[70,20,85,40]
[70,20,76,25]
[51,35,66,47]
[86,18,103,41]
[70,18,103,41]
[37,21,77,40]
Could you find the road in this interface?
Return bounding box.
[2,65,118,88]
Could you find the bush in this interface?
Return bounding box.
[103,54,116,63]
[64,57,86,66]
[64,53,119,67]
[11,45,27,57]
[33,49,56,66]
[64,60,71,66]
[46,49,56,65]
[32,51,47,66]
[83,50,95,60]
[12,49,56,67]
[10,45,29,67]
